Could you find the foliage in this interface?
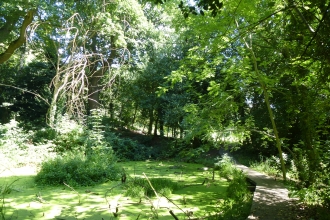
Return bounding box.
[104,131,152,161]
[124,177,182,198]
[161,0,330,206]
[35,114,120,186]
[249,154,283,178]
[51,113,113,157]
[53,129,86,153]
[0,120,55,168]
[216,154,253,220]
[178,146,210,163]
[35,153,119,186]
[1,0,330,213]
[46,112,169,162]
[226,170,251,203]
[148,0,223,17]
[51,115,86,153]
[216,154,237,180]
[289,158,330,209]
[43,0,152,124]
[0,119,31,149]
[31,127,57,144]
[0,180,18,220]
[0,62,53,126]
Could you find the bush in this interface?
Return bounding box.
[226,170,251,202]
[32,127,57,143]
[53,128,86,153]
[216,154,236,180]
[104,132,152,161]
[0,119,32,149]
[216,154,253,220]
[35,153,120,186]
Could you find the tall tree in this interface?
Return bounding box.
[43,0,150,126]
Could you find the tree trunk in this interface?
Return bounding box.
[179,121,184,139]
[88,68,103,111]
[0,106,11,124]
[242,33,287,181]
[87,36,116,112]
[298,87,319,186]
[153,116,158,136]
[131,104,138,128]
[48,61,70,127]
[158,108,164,137]
[109,102,114,125]
[148,109,154,135]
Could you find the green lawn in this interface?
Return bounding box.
[1,161,228,219]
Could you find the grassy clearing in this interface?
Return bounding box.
[0,160,230,219]
[0,123,251,219]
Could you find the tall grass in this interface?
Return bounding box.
[249,155,281,177]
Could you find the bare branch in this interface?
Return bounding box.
[0,83,50,105]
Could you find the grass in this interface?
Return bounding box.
[0,122,252,219]
[120,161,229,219]
[0,160,231,219]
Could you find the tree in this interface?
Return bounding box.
[0,61,52,125]
[42,0,151,126]
[0,0,36,64]
[160,0,330,184]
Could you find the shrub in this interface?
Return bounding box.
[104,132,151,161]
[48,114,87,153]
[226,170,251,202]
[53,128,86,153]
[0,121,56,167]
[216,154,236,180]
[216,154,253,220]
[0,119,31,149]
[35,153,120,186]
[32,127,57,143]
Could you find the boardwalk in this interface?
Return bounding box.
[236,164,297,220]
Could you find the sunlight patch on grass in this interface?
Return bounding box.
[1,160,230,219]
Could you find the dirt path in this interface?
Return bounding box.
[235,164,298,220]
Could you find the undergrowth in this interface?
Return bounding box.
[35,153,120,186]
[213,154,253,220]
